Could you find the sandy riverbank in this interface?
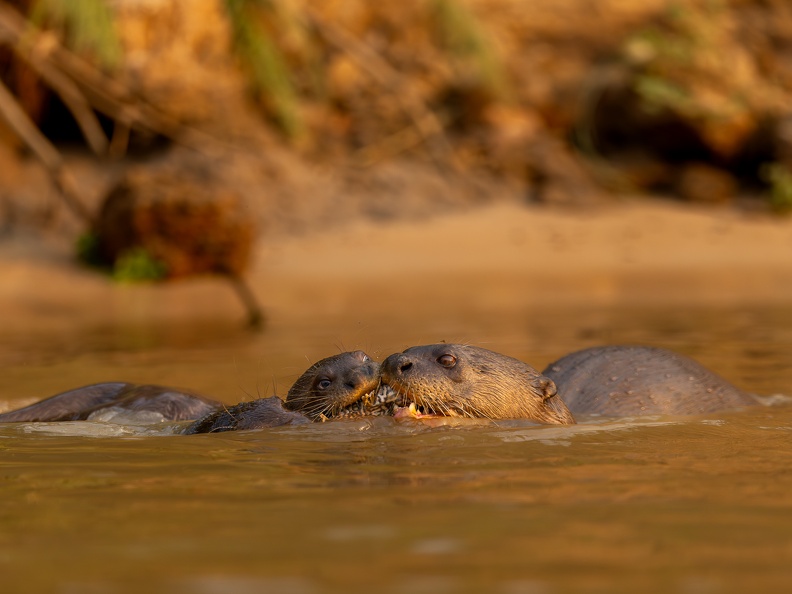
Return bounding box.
[1,199,791,335]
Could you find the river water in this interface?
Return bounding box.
[2,299,792,594]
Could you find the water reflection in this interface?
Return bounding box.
[2,302,792,593]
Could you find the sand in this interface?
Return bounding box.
[2,199,792,334]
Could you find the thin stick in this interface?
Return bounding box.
[0,77,92,223]
[0,3,221,153]
[228,274,265,331]
[0,6,107,155]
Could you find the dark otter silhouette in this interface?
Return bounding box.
[185,351,379,433]
[0,351,380,433]
[0,382,220,423]
[542,345,757,416]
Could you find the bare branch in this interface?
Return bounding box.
[0,77,92,222]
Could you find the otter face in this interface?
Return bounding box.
[379,344,575,425]
[284,350,381,421]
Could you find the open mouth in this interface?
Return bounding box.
[350,383,442,419]
[318,383,448,421]
[326,384,402,419]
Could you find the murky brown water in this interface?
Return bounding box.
[2,301,792,594]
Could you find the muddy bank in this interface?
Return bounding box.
[2,199,791,337]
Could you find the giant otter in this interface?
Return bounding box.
[185,350,380,433]
[183,396,311,433]
[378,344,575,424]
[0,382,221,423]
[0,350,381,433]
[542,345,757,416]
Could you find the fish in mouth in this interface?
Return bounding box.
[288,345,577,425]
[372,344,577,424]
[369,382,462,419]
[337,383,440,420]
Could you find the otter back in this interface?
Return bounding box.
[543,345,756,416]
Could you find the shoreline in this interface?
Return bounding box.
[1,199,792,334]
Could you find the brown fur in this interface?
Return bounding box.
[284,350,380,420]
[186,350,380,433]
[379,344,575,424]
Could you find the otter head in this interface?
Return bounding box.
[284,350,380,421]
[379,344,575,425]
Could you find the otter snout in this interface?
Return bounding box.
[381,353,415,380]
[345,359,380,389]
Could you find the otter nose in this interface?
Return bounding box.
[382,352,414,377]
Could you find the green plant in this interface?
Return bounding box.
[634,74,693,116]
[761,162,792,215]
[30,0,122,70]
[223,0,302,138]
[429,0,507,98]
[112,247,168,282]
[75,231,102,267]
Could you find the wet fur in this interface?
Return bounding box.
[0,351,379,434]
[283,351,380,420]
[0,383,221,423]
[186,350,380,433]
[542,345,757,416]
[380,344,575,424]
[183,396,310,433]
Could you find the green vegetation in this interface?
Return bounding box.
[429,0,507,98]
[76,233,167,282]
[112,247,168,282]
[761,163,792,215]
[30,0,122,70]
[29,0,303,137]
[622,1,743,121]
[223,0,302,138]
[633,74,693,116]
[75,231,101,267]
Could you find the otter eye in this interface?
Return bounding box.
[437,354,457,368]
[317,378,332,390]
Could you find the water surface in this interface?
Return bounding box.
[2,302,792,593]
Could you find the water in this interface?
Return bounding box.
[2,301,792,593]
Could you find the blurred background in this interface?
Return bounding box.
[3,3,792,594]
[2,0,792,236]
[1,0,792,401]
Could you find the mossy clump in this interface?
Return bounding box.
[84,165,255,282]
[761,163,792,215]
[76,233,168,282]
[112,247,168,282]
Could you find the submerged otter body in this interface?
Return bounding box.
[183,396,310,433]
[0,382,221,423]
[185,350,380,433]
[0,351,380,434]
[379,344,575,424]
[542,345,757,416]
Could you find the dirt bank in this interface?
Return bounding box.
[2,198,791,336]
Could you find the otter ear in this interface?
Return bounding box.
[530,376,557,401]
